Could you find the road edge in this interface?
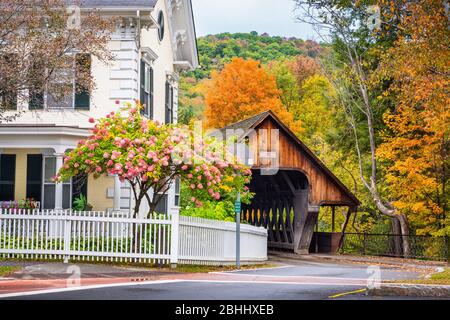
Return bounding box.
[366,283,450,298]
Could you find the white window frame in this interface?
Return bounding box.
[42,156,72,209]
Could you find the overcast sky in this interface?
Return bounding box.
[191,0,316,40]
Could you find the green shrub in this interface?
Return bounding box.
[181,201,236,222]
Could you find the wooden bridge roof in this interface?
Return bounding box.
[221,111,360,208]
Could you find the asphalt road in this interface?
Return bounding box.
[1,259,426,300]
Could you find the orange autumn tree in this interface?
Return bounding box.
[377,0,450,235]
[204,58,302,133]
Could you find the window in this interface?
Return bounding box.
[42,156,71,209]
[47,62,75,109]
[26,155,43,202]
[165,81,174,124]
[174,178,180,207]
[157,11,165,41]
[140,59,153,118]
[0,155,16,201]
[155,194,168,215]
[39,53,91,110]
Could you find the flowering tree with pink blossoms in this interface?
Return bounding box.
[56,102,252,218]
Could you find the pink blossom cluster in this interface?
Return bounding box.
[56,103,252,207]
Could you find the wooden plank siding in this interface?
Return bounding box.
[248,116,358,207]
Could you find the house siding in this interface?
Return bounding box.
[3,149,41,202]
[0,0,197,214]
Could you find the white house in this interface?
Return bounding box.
[0,0,199,215]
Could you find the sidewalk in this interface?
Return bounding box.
[268,251,448,272]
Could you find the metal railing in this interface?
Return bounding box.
[340,233,450,262]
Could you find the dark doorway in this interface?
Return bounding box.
[243,169,309,250]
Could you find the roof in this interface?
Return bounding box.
[77,0,157,8]
[221,111,272,137]
[220,111,361,206]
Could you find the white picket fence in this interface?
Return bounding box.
[0,209,268,266]
[179,216,268,265]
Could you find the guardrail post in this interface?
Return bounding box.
[170,210,179,268]
[63,217,72,264]
[447,236,450,263]
[362,233,367,256]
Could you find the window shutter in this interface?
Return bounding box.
[0,155,16,201]
[28,59,44,110]
[0,54,18,110]
[149,67,154,119]
[74,54,91,110]
[170,85,174,124]
[165,81,170,123]
[26,155,43,201]
[29,90,44,110]
[165,81,174,124]
[140,59,146,115]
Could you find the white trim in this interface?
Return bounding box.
[0,126,90,137]
[0,127,88,154]
[141,47,159,63]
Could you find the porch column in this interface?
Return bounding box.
[54,153,64,210]
[113,175,121,211]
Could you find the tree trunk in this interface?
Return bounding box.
[372,194,411,258]
[132,196,143,252]
[397,213,411,258]
[391,217,403,257]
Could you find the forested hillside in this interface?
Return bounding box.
[188,32,323,80]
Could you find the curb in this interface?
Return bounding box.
[268,252,448,270]
[367,284,450,298]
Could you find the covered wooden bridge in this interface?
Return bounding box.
[221,111,360,254]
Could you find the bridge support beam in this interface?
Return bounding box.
[294,205,320,254]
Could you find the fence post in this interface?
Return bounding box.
[170,211,179,268]
[63,216,72,264]
[447,236,450,263]
[362,233,367,256]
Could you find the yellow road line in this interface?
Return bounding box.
[328,288,366,299]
